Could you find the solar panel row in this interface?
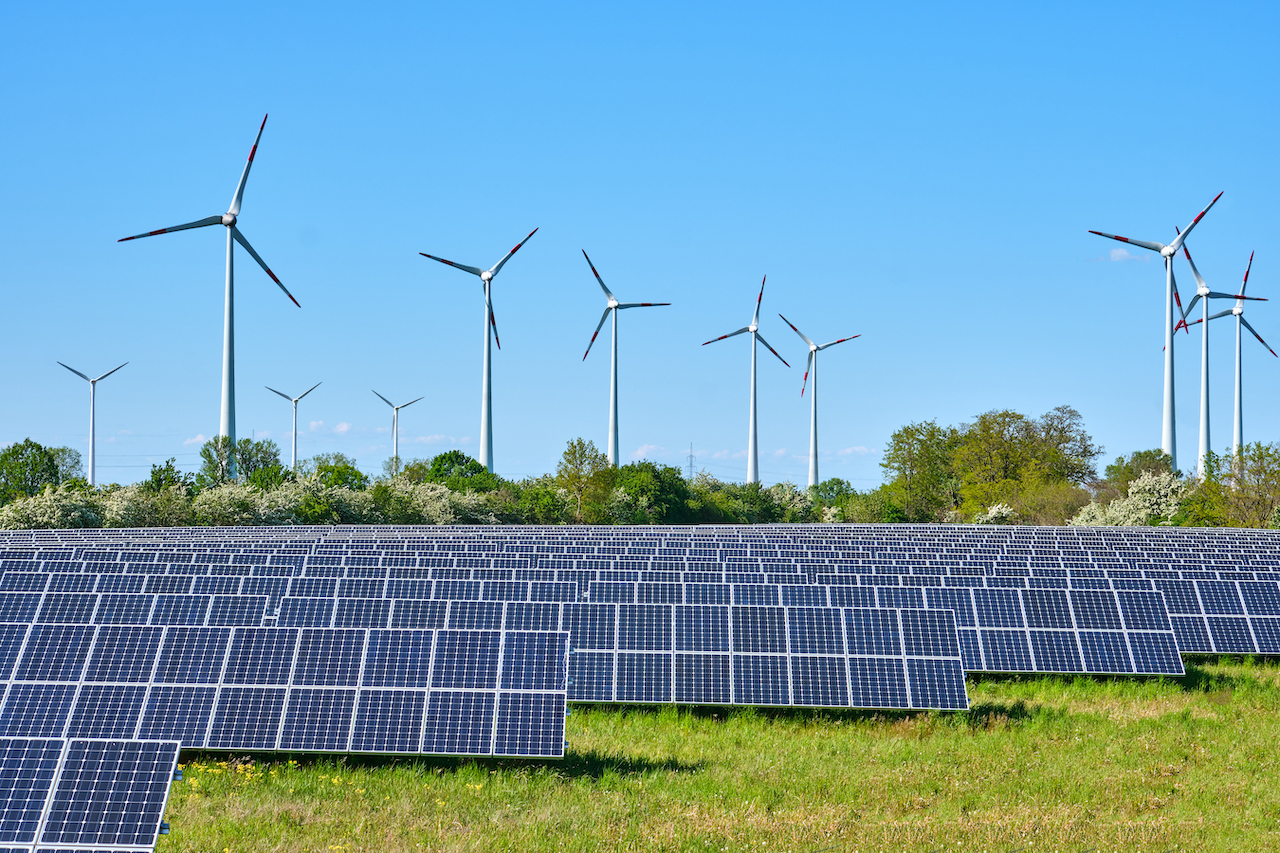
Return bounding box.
[0,624,568,757]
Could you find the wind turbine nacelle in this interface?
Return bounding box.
[748,324,758,333]
[1161,246,1176,258]
[221,213,237,226]
[481,271,493,282]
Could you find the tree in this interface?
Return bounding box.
[143,458,195,496]
[0,439,61,504]
[881,420,961,522]
[612,461,694,524]
[555,439,614,523]
[49,447,84,484]
[1097,449,1174,504]
[195,437,235,489]
[235,438,282,480]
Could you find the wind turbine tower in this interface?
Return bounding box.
[580,250,670,466]
[266,382,322,472]
[1178,251,1274,460]
[373,391,424,474]
[119,114,301,480]
[420,229,538,473]
[702,276,790,484]
[57,361,127,487]
[1175,240,1267,477]
[1088,192,1222,472]
[778,315,860,488]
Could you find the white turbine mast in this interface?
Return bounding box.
[373,390,424,474]
[420,228,538,474]
[265,382,322,472]
[580,250,671,467]
[1089,191,1222,472]
[57,361,127,487]
[778,314,860,488]
[1176,248,1272,462]
[702,276,790,484]
[119,114,300,480]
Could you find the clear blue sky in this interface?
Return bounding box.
[2,2,1277,486]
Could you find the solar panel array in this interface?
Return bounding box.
[0,737,178,852]
[4,521,1275,717]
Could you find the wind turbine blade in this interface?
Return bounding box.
[617,302,670,309]
[801,351,813,396]
[583,307,612,360]
[1240,316,1278,357]
[817,335,861,350]
[1171,263,1188,332]
[1087,230,1165,254]
[581,250,615,301]
[778,313,816,348]
[751,275,766,327]
[297,381,322,401]
[401,396,425,409]
[754,332,790,368]
[1240,251,1254,298]
[1179,240,1209,294]
[266,386,294,402]
[1209,292,1266,301]
[490,305,501,350]
[490,227,539,276]
[57,362,90,382]
[118,215,222,242]
[419,253,483,276]
[373,390,394,408]
[228,114,267,217]
[1167,191,1223,253]
[231,227,300,307]
[702,327,751,346]
[1206,308,1234,321]
[93,362,128,382]
[1182,294,1202,323]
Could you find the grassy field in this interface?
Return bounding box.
[159,658,1280,853]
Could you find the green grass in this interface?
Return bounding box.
[160,658,1280,852]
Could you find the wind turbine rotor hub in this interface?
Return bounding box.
[1161,246,1175,258]
[221,213,237,226]
[810,344,817,352]
[1234,306,1244,316]
[608,298,618,308]
[749,324,757,333]
[481,271,493,282]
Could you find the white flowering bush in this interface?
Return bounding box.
[99,484,195,528]
[767,481,815,522]
[821,505,843,524]
[0,485,103,529]
[192,483,262,526]
[1070,471,1188,527]
[973,502,1018,525]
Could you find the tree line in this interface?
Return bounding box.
[4,404,1280,529]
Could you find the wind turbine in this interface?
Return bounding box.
[1089,192,1222,472]
[1175,248,1272,463]
[57,361,127,488]
[580,251,671,467]
[265,382,322,472]
[778,315,860,488]
[119,114,300,480]
[373,391,424,474]
[420,228,538,474]
[702,276,789,484]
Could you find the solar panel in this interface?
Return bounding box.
[0,737,178,851]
